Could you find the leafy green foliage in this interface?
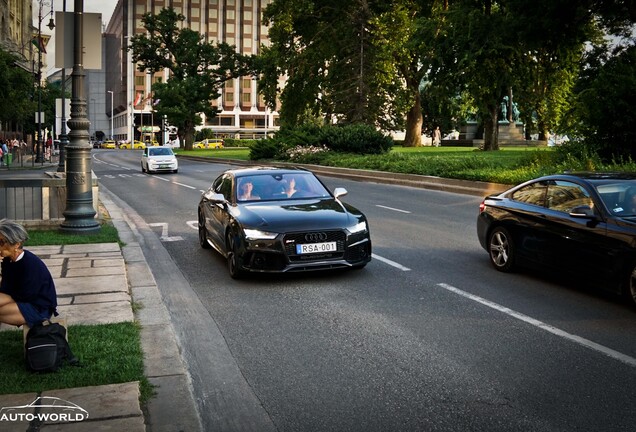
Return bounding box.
[571,45,636,161]
[249,124,393,161]
[0,48,37,136]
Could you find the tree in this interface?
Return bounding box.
[571,44,636,161]
[129,8,253,149]
[261,0,407,132]
[0,47,37,137]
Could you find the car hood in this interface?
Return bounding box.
[235,198,363,232]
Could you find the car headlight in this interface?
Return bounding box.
[243,228,278,240]
[347,221,368,234]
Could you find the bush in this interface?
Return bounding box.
[321,124,393,155]
[249,124,394,161]
[223,138,255,148]
[249,138,280,160]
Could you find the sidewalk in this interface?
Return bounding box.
[0,201,201,431]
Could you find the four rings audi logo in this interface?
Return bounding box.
[305,232,328,242]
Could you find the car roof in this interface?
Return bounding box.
[533,172,636,185]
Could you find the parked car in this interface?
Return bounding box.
[198,167,372,278]
[120,140,146,150]
[140,146,178,173]
[193,138,224,149]
[477,172,636,306]
[100,140,116,149]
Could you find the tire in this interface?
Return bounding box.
[141,163,146,173]
[226,233,244,279]
[488,226,516,272]
[198,212,211,249]
[625,262,636,307]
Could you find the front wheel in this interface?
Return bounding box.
[624,262,636,307]
[198,212,211,249]
[488,226,516,272]
[226,233,244,279]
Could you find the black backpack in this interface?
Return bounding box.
[25,320,79,372]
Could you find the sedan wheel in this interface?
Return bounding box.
[226,233,244,279]
[198,212,211,249]
[488,226,516,272]
[626,263,636,307]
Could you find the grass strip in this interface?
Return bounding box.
[0,322,153,402]
[26,223,120,247]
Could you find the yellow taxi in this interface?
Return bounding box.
[193,138,224,149]
[100,140,116,149]
[119,140,146,150]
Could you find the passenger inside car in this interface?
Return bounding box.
[622,186,636,215]
[237,178,260,201]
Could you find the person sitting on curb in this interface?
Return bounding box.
[0,219,58,327]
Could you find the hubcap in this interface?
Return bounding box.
[490,232,509,266]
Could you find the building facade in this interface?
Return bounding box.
[105,0,279,144]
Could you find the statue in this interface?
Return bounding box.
[500,96,508,122]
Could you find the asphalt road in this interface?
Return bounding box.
[92,150,636,432]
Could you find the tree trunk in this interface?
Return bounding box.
[482,105,500,151]
[403,92,423,147]
[183,120,195,151]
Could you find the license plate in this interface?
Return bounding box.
[159,164,169,168]
[296,242,337,254]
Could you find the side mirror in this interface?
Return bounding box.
[203,191,226,203]
[569,205,596,219]
[334,187,348,199]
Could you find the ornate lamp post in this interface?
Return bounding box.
[61,0,99,233]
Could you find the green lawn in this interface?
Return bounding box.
[0,323,152,400]
[176,144,635,185]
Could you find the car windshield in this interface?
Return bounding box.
[149,148,173,156]
[596,180,636,217]
[236,173,331,202]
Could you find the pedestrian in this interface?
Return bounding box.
[0,140,4,166]
[0,139,8,165]
[433,126,441,147]
[0,219,58,327]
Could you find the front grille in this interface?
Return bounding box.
[284,230,346,262]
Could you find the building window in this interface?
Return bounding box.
[241,93,251,104]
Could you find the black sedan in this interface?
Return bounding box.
[198,167,372,278]
[477,172,636,307]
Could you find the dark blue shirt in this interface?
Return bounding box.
[0,250,57,316]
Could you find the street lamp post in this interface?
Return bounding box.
[61,0,99,233]
[35,1,55,163]
[107,90,114,140]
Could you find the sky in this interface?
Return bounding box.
[33,0,119,75]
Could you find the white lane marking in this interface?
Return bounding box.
[186,220,198,230]
[148,223,183,241]
[372,254,411,271]
[173,181,196,189]
[437,283,636,368]
[376,204,411,214]
[150,176,170,182]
